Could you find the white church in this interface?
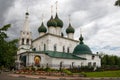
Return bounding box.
[16,4,101,69]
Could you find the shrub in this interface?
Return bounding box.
[45,67,51,72]
[62,69,72,75]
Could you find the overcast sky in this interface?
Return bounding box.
[0,0,120,56]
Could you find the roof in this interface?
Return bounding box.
[54,13,63,28]
[20,50,86,60]
[66,23,75,33]
[47,16,57,27]
[44,51,86,60]
[73,34,92,55]
[38,22,47,33]
[73,44,92,55]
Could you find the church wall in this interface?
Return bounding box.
[32,34,79,53]
[56,27,61,36]
[51,58,85,69]
[67,33,74,39]
[25,53,52,67]
[32,35,49,51]
[39,32,45,37]
[48,27,56,34]
[78,54,101,67]
[47,35,78,53]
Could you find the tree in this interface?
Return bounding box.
[0,24,18,69]
[115,0,120,6]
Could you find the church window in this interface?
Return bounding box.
[39,46,41,51]
[88,62,92,67]
[93,62,96,67]
[23,32,25,34]
[44,44,46,51]
[54,44,57,51]
[33,48,36,51]
[26,39,29,45]
[67,47,70,53]
[22,38,24,45]
[63,46,65,52]
[72,62,74,68]
[60,61,63,70]
[81,62,83,66]
[92,55,95,60]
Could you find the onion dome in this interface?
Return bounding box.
[38,22,47,33]
[54,13,63,28]
[73,34,92,55]
[47,16,57,27]
[66,23,75,33]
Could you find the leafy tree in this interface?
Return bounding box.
[115,0,120,6]
[0,24,18,69]
[101,54,120,67]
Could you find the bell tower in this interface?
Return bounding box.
[18,12,32,54]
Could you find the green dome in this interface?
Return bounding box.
[66,23,75,33]
[47,16,57,27]
[38,22,47,33]
[73,34,92,55]
[54,13,63,28]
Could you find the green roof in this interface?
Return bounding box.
[25,50,86,60]
[44,51,86,60]
[47,16,57,27]
[73,34,92,55]
[38,22,47,33]
[66,23,75,33]
[54,13,63,28]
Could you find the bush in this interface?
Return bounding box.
[31,67,35,71]
[62,69,72,75]
[45,67,51,72]
[80,72,86,77]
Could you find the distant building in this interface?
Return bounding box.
[16,6,101,69]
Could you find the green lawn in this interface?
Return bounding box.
[84,70,120,77]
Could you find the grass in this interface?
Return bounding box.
[84,70,120,77]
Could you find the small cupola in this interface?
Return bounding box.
[47,16,57,27]
[54,13,63,28]
[66,23,75,33]
[38,22,47,33]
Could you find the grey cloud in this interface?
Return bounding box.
[1,0,120,56]
[0,0,15,26]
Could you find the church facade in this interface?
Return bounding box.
[16,8,101,69]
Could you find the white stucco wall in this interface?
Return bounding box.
[32,34,79,53]
[78,54,101,67]
[67,33,74,39]
[56,27,61,36]
[48,27,56,34]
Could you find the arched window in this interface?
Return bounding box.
[26,39,29,45]
[27,32,29,35]
[92,55,95,60]
[54,44,57,51]
[67,47,70,53]
[60,61,63,70]
[93,62,96,67]
[39,46,41,51]
[63,46,65,52]
[88,62,92,67]
[72,62,74,68]
[22,38,24,45]
[44,44,46,51]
